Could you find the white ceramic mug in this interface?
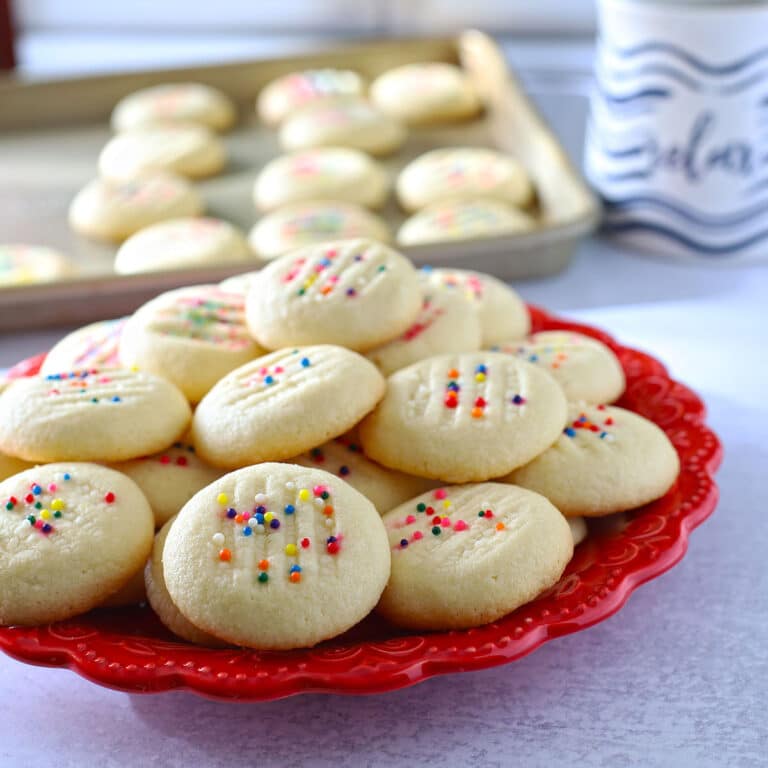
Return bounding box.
[585,0,768,263]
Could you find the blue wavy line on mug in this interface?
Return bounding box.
[593,144,649,160]
[603,194,768,228]
[593,167,653,182]
[604,41,768,76]
[594,83,672,105]
[603,219,768,256]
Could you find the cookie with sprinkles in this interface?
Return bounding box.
[359,352,567,483]
[0,244,74,287]
[40,317,127,376]
[248,201,392,261]
[377,483,572,630]
[119,285,264,403]
[218,270,261,295]
[192,345,385,468]
[245,238,422,352]
[365,290,482,376]
[0,368,191,462]
[505,403,680,516]
[163,463,390,649]
[0,463,154,626]
[419,266,530,346]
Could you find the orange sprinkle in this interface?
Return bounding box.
[447,368,459,378]
[289,572,302,583]
[323,505,334,516]
[495,522,505,531]
[235,514,244,523]
[219,548,232,562]
[258,559,269,571]
[320,285,333,295]
[471,407,484,418]
[551,363,560,370]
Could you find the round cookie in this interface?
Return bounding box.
[111,83,236,133]
[420,266,530,346]
[246,239,422,352]
[0,244,74,287]
[397,147,533,212]
[365,290,482,376]
[0,368,191,463]
[0,463,154,626]
[248,201,391,260]
[145,517,226,645]
[397,198,535,246]
[219,270,260,294]
[0,450,32,482]
[370,62,480,125]
[257,68,365,126]
[100,566,147,608]
[114,217,252,274]
[568,516,588,546]
[289,433,437,513]
[491,331,626,404]
[98,124,226,182]
[119,285,263,403]
[506,403,681,516]
[254,148,389,211]
[280,97,406,157]
[41,318,126,376]
[163,463,391,649]
[112,438,224,527]
[192,346,385,468]
[69,174,203,242]
[377,483,573,630]
[360,352,567,483]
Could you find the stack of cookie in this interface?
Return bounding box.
[0,238,679,648]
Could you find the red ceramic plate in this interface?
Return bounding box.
[0,307,722,701]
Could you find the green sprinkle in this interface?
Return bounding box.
[53,511,62,518]
[416,503,426,512]
[431,526,441,536]
[5,502,13,510]
[27,515,35,525]
[258,572,269,583]
[34,502,42,510]
[478,510,485,517]
[321,491,330,500]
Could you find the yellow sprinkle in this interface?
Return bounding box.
[40,509,51,520]
[442,500,451,509]
[285,543,297,556]
[264,512,274,522]
[50,499,65,511]
[130,365,140,373]
[298,489,310,502]
[475,372,486,382]
[217,493,229,505]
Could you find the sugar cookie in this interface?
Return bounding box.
[69,174,203,242]
[163,463,390,649]
[0,244,74,286]
[370,62,480,125]
[258,69,365,126]
[111,83,236,133]
[114,217,252,274]
[568,516,588,546]
[0,463,154,626]
[254,148,389,211]
[119,285,263,403]
[377,483,572,630]
[419,266,530,346]
[289,433,437,513]
[280,98,406,157]
[360,352,567,482]
[397,199,535,246]
[365,290,482,376]
[248,201,391,260]
[193,346,385,468]
[397,147,533,212]
[492,331,625,404]
[112,438,224,527]
[245,239,422,351]
[41,318,126,376]
[219,270,260,294]
[98,124,226,182]
[0,450,32,482]
[506,403,680,516]
[100,566,147,608]
[0,368,191,463]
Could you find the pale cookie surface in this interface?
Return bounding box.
[420,266,530,346]
[365,290,482,376]
[193,346,385,468]
[289,433,437,513]
[397,147,533,212]
[145,517,227,646]
[114,217,252,274]
[112,439,224,527]
[568,516,588,546]
[258,69,365,126]
[0,463,154,625]
[98,124,226,182]
[119,285,264,403]
[492,331,626,404]
[0,368,191,463]
[0,244,73,286]
[163,463,390,649]
[111,83,236,133]
[254,148,389,211]
[69,174,203,242]
[246,239,422,351]
[360,352,567,483]
[100,565,147,608]
[377,483,573,630]
[280,97,406,157]
[219,270,260,294]
[506,403,681,516]
[397,198,535,246]
[248,201,391,260]
[41,318,126,376]
[370,62,480,125]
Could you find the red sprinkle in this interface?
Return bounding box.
[413,531,424,540]
[454,520,468,531]
[104,492,115,503]
[474,397,487,407]
[484,509,494,518]
[176,456,188,466]
[326,541,340,555]
[160,455,171,464]
[301,537,311,549]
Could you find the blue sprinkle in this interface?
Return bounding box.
[32,485,42,495]
[421,265,434,273]
[327,535,337,543]
[564,427,576,438]
[264,375,275,385]
[319,257,332,267]
[289,564,302,574]
[529,354,539,363]
[475,364,487,374]
[42,523,53,533]
[111,396,121,402]
[255,513,265,524]
[269,519,280,530]
[400,538,408,548]
[226,508,237,519]
[243,526,252,536]
[79,371,88,378]
[599,431,608,439]
[63,473,71,481]
[512,394,524,405]
[284,504,295,515]
[339,465,350,476]
[255,505,266,514]
[447,382,460,392]
[300,357,311,367]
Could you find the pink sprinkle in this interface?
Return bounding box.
[325,248,337,258]
[440,517,451,527]
[242,512,251,521]
[434,489,447,500]
[99,376,111,384]
[259,367,268,375]
[313,484,328,497]
[454,520,468,531]
[274,366,284,373]
[34,520,44,529]
[48,484,57,492]
[413,531,423,540]
[405,514,416,524]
